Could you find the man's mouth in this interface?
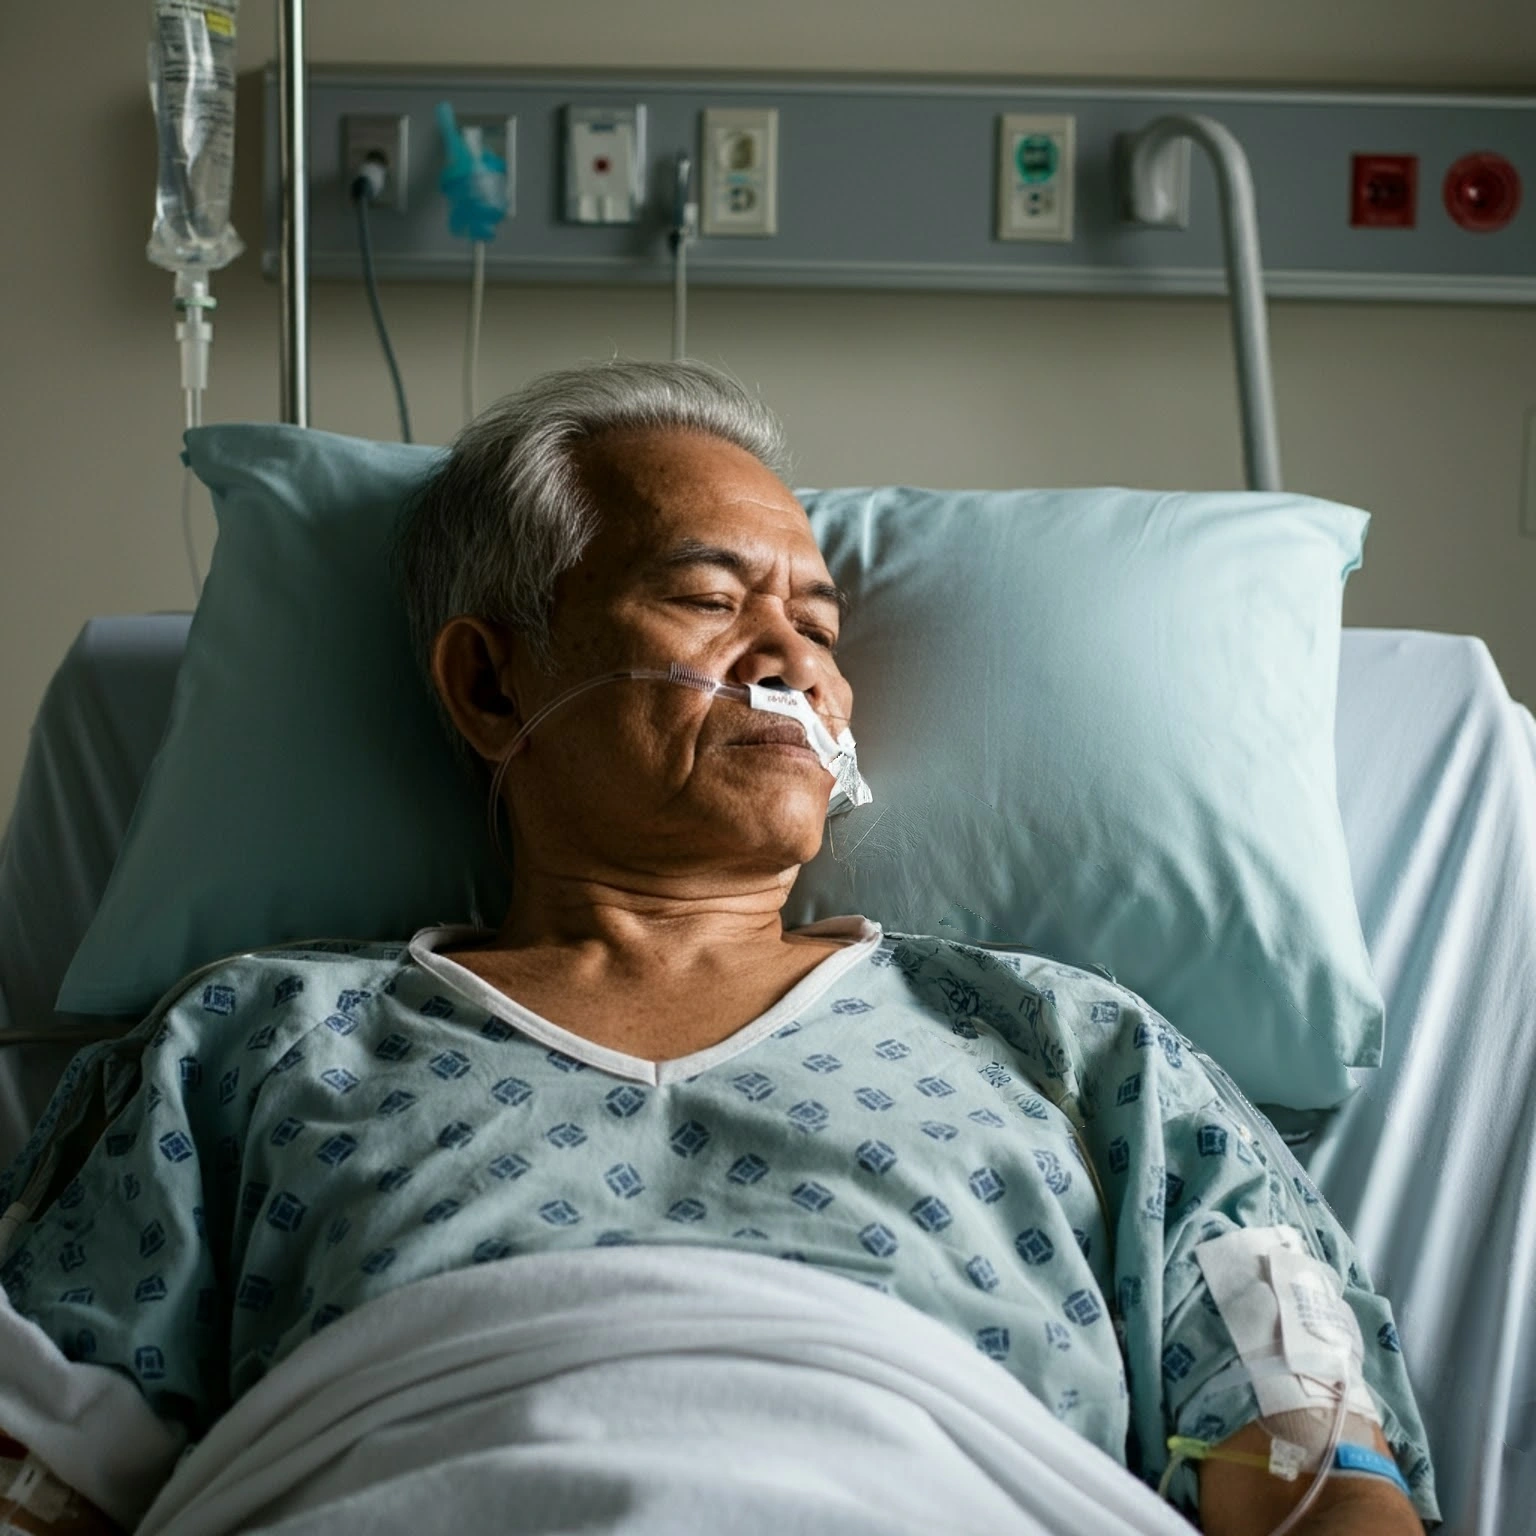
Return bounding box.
[731,722,814,749]
[725,722,824,763]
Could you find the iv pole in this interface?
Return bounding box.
[277,0,309,426]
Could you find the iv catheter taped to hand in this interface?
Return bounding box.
[496,664,872,817]
[1152,1224,1405,1533]
[1158,1352,1407,1536]
[1156,1350,1354,1512]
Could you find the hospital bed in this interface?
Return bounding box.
[4,3,1535,1524]
[2,615,1533,1532]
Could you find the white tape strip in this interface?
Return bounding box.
[745,683,872,813]
[2,1457,70,1522]
[1195,1226,1377,1423]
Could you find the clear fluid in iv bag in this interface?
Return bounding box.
[147,0,244,273]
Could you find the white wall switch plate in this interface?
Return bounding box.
[997,113,1075,242]
[701,107,779,237]
[564,104,645,224]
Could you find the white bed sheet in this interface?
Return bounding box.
[1307,629,1536,1536]
[1,620,1533,1532]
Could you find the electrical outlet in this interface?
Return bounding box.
[701,107,778,237]
[997,113,1074,242]
[343,114,410,211]
[457,114,517,218]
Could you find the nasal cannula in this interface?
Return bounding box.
[484,663,872,861]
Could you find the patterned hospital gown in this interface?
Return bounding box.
[0,918,1438,1522]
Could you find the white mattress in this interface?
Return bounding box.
[1,619,1533,1533]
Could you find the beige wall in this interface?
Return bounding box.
[2,1,1535,819]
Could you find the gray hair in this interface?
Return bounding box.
[394,359,792,716]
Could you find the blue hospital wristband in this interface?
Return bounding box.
[1332,1442,1412,1498]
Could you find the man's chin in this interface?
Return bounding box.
[716,827,827,882]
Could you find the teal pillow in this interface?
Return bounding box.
[785,487,1380,1108]
[60,427,1379,1108]
[57,426,509,1016]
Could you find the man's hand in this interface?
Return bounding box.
[1199,1421,1422,1535]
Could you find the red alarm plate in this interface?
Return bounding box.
[1442,152,1522,232]
[1351,155,1418,228]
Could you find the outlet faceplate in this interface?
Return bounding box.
[997,113,1074,242]
[701,107,778,237]
[343,114,410,211]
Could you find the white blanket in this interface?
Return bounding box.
[121,1247,1195,1536]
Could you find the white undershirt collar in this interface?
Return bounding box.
[408,916,883,1087]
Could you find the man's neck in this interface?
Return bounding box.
[490,867,805,985]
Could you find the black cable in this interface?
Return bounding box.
[351,180,413,444]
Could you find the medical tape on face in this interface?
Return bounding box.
[500,666,872,818]
[1194,1226,1379,1428]
[743,681,872,816]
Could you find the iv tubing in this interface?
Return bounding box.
[464,239,486,422]
[1155,1368,1351,1534]
[1266,1387,1351,1536]
[174,273,212,601]
[184,380,202,599]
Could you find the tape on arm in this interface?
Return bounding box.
[1194,1226,1382,1465]
[0,1447,122,1534]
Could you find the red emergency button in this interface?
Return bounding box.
[1442,152,1522,232]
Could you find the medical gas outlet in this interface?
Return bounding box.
[455,115,518,221]
[564,105,646,224]
[701,108,779,236]
[997,114,1075,242]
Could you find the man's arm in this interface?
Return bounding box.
[1199,1421,1422,1536]
[0,1435,123,1535]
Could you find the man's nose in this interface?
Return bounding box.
[731,613,829,698]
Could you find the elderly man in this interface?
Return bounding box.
[0,362,1434,1534]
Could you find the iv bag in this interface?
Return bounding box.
[147,0,244,273]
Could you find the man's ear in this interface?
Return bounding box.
[430,617,526,764]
